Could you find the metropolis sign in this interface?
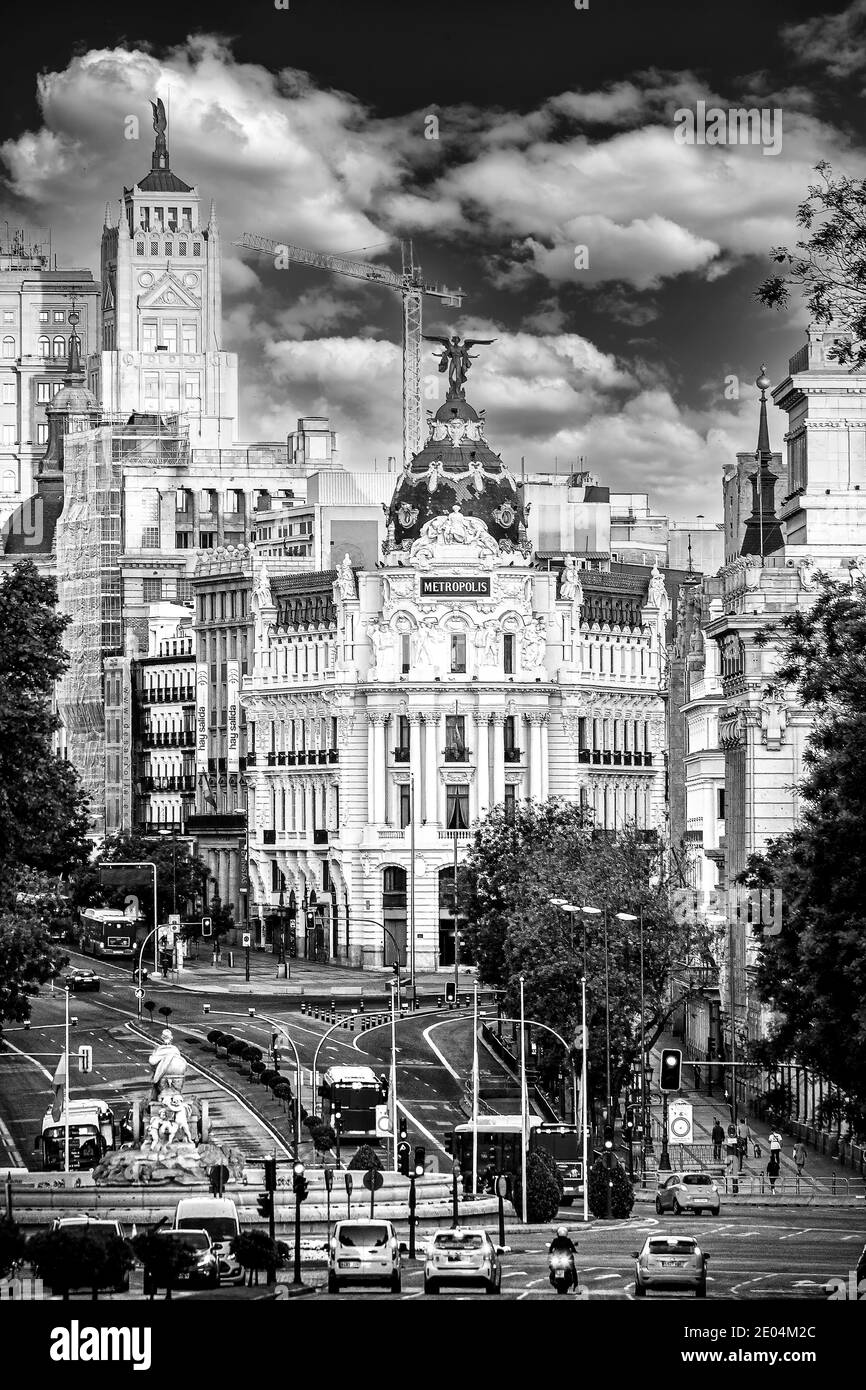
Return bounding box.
[419,576,491,597]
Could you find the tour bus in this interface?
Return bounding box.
[530,1123,584,1203]
[39,1099,116,1171]
[78,907,136,958]
[447,1114,544,1194]
[319,1065,387,1141]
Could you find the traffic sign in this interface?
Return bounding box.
[495,1174,508,1198]
[168,913,181,927]
[242,933,252,948]
[668,1099,694,1144]
[362,1168,384,1191]
[134,988,145,1000]
[375,1104,392,1134]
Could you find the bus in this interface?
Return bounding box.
[40,1099,116,1171]
[78,907,136,958]
[530,1123,584,1204]
[448,1115,543,1195]
[319,1066,387,1141]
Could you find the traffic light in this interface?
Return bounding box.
[707,1037,717,1060]
[413,1146,426,1177]
[398,1115,408,1142]
[201,915,213,938]
[263,1157,277,1191]
[445,981,456,1005]
[443,1132,453,1156]
[397,1141,411,1176]
[256,1191,273,1219]
[392,960,399,976]
[293,1162,308,1201]
[660,1048,682,1092]
[333,1105,343,1132]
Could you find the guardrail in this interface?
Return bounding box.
[635,1169,866,1197]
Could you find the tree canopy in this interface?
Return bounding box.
[0,871,69,1024]
[462,800,702,1109]
[757,162,866,370]
[0,561,90,880]
[69,832,211,926]
[751,574,866,1122]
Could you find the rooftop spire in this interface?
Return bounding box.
[64,304,82,381]
[103,201,112,229]
[740,366,783,559]
[151,97,169,172]
[756,363,772,461]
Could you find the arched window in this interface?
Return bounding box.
[52,335,65,358]
[1,336,15,358]
[38,335,50,358]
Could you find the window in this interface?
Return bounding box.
[52,336,65,358]
[175,487,189,512]
[150,241,159,257]
[2,469,16,492]
[450,632,467,673]
[2,383,15,404]
[399,783,411,828]
[1,425,15,446]
[142,320,158,352]
[36,381,55,403]
[401,633,410,673]
[36,423,47,445]
[53,310,65,323]
[446,784,469,829]
[504,715,516,753]
[160,321,177,353]
[2,337,15,358]
[200,489,215,514]
[193,242,201,256]
[199,532,216,549]
[503,632,514,674]
[175,531,191,549]
[396,715,410,756]
[153,208,164,230]
[2,311,13,323]
[182,321,196,353]
[37,335,49,358]
[136,241,145,256]
[163,372,180,410]
[224,488,242,514]
[717,788,725,821]
[139,488,160,549]
[504,784,516,821]
[168,208,178,228]
[141,207,150,230]
[182,207,192,227]
[176,579,193,604]
[178,240,187,256]
[445,715,466,760]
[184,374,200,400]
[143,373,159,410]
[143,578,162,602]
[38,310,49,324]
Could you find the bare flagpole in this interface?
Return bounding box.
[520,976,528,1224]
[472,979,479,1195]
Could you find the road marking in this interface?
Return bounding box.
[0,1116,24,1167]
[0,1038,54,1081]
[421,1021,462,1080]
[396,1100,449,1155]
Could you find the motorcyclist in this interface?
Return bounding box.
[549,1226,577,1259]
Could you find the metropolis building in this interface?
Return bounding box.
[242,371,671,969]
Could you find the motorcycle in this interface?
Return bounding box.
[548,1252,576,1295]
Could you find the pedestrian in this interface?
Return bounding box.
[768,1127,783,1157]
[693,1064,702,1092]
[725,1126,738,1169]
[767,1152,780,1195]
[793,1141,807,1177]
[711,1119,725,1162]
[736,1116,749,1171]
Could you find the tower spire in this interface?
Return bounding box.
[756,363,771,461]
[740,366,783,558]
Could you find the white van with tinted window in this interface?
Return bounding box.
[173,1196,243,1285]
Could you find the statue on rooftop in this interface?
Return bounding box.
[423,334,495,395]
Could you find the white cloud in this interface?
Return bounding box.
[782,0,866,79]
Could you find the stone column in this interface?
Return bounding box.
[423,712,440,824]
[475,712,490,818]
[409,712,423,831]
[491,713,505,809]
[539,713,549,803]
[366,712,376,824]
[306,780,316,834]
[227,849,239,919]
[528,715,542,800]
[373,716,387,826]
[218,848,230,906]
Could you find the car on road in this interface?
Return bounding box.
[143,1229,219,1293]
[655,1171,720,1216]
[633,1235,709,1298]
[423,1227,503,1295]
[173,1196,243,1286]
[49,1216,131,1292]
[58,967,100,992]
[327,1219,402,1293]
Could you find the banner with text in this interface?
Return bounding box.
[195,664,209,773]
[227,660,240,774]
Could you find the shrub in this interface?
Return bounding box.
[510,1153,561,1223]
[304,1113,323,1130]
[231,1230,278,1286]
[273,1082,293,1105]
[534,1148,565,1199]
[227,1040,247,1058]
[250,1061,266,1079]
[312,1125,336,1153]
[28,1229,134,1301]
[0,1218,24,1278]
[348,1144,382,1172]
[206,1030,225,1046]
[587,1156,635,1219]
[266,1073,285,1092]
[259,1069,279,1088]
[132,1230,198,1300]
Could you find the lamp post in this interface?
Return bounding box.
[550,897,584,1124]
[616,909,645,1178]
[64,986,71,1173]
[409,769,416,1002]
[389,979,399,1173]
[580,905,611,1127]
[277,888,286,970]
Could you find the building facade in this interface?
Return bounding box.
[242,383,669,969]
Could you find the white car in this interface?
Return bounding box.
[327,1219,402,1294]
[424,1228,503,1295]
[173,1196,243,1285]
[655,1171,721,1217]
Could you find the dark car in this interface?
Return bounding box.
[60,968,100,992]
[143,1230,219,1293]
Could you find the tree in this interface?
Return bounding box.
[462,800,699,1111]
[757,162,866,370]
[348,1144,382,1171]
[27,1229,133,1301]
[231,1230,278,1286]
[0,1218,24,1278]
[748,573,866,1122]
[0,878,68,1024]
[510,1153,560,1223]
[588,1156,634,1219]
[0,562,91,880]
[70,833,210,926]
[131,1230,198,1300]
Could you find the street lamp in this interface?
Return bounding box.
[580,905,611,1126]
[616,910,645,1178]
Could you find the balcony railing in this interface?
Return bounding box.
[263,829,276,845]
[504,748,522,763]
[142,731,195,748]
[247,753,257,765]
[378,829,405,840]
[140,774,196,793]
[444,748,469,763]
[393,747,410,763]
[328,749,339,763]
[439,829,472,840]
[140,687,194,704]
[313,829,329,845]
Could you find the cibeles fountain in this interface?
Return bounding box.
[92,1030,242,1186]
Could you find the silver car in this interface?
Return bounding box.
[633,1235,709,1298]
[424,1228,503,1295]
[655,1171,720,1216]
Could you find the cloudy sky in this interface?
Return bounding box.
[3,0,864,520]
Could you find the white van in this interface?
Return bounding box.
[173,1196,243,1285]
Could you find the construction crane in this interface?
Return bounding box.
[238,233,464,464]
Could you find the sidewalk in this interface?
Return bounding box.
[647,1035,853,1195]
[161,950,479,1000]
